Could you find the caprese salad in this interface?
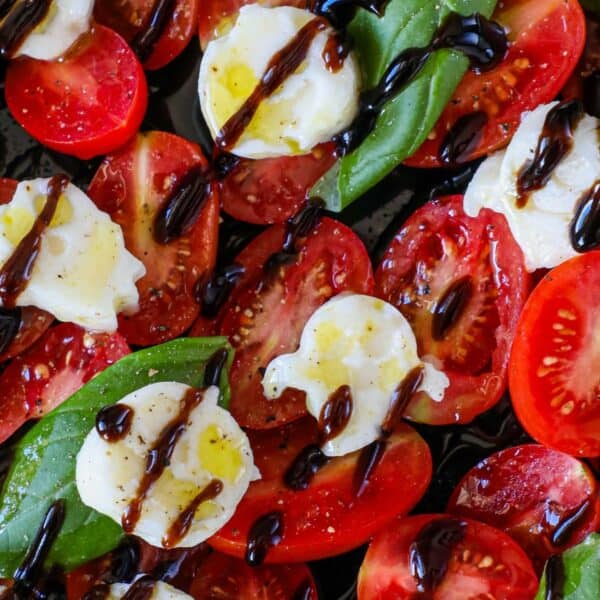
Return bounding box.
[0,0,598,599]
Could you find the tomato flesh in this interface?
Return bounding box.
[376,196,530,424]
[5,26,147,160]
[407,0,586,167]
[0,323,130,444]
[509,251,600,457]
[357,514,539,599]
[88,132,219,347]
[210,417,432,562]
[447,444,599,571]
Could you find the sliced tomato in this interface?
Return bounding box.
[210,417,432,562]
[88,132,219,347]
[5,26,147,160]
[0,323,130,444]
[220,143,337,225]
[198,216,374,429]
[447,444,599,571]
[407,0,586,167]
[509,251,600,457]
[375,196,530,425]
[94,0,200,70]
[0,179,53,362]
[357,514,538,599]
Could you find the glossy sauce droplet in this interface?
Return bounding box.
[203,347,229,387]
[550,499,592,547]
[545,555,565,600]
[570,181,600,253]
[0,307,21,355]
[95,404,134,443]
[432,276,473,341]
[438,111,488,165]
[121,576,156,600]
[309,0,389,29]
[245,511,284,566]
[322,33,350,73]
[130,0,175,63]
[284,444,329,491]
[198,263,245,318]
[153,167,210,244]
[516,100,584,208]
[212,151,241,179]
[0,0,52,59]
[353,438,386,497]
[409,517,466,594]
[319,385,353,444]
[381,366,424,436]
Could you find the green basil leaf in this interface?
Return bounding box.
[312,0,498,211]
[0,336,232,576]
[535,534,600,600]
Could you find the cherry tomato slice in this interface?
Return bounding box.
[0,179,53,363]
[88,132,219,347]
[0,323,130,444]
[220,143,337,225]
[357,514,538,599]
[94,0,200,71]
[509,251,600,457]
[407,0,586,167]
[197,217,374,429]
[5,26,147,160]
[447,444,599,572]
[210,417,432,563]
[376,196,530,425]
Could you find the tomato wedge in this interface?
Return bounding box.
[357,514,538,599]
[210,417,432,562]
[376,196,530,425]
[220,143,337,225]
[509,251,600,457]
[5,26,147,160]
[447,444,599,571]
[94,0,200,70]
[194,216,374,429]
[0,323,130,444]
[88,132,219,347]
[407,0,586,167]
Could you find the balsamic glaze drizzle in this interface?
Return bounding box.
[516,100,584,208]
[203,347,229,387]
[121,575,156,600]
[570,180,600,253]
[0,174,69,308]
[335,12,507,156]
[198,263,245,318]
[310,0,389,30]
[0,0,52,59]
[96,404,134,443]
[153,167,210,244]
[319,385,353,445]
[409,517,466,594]
[353,438,386,497]
[12,500,66,598]
[545,555,566,600]
[0,306,21,355]
[551,499,592,547]
[438,111,488,165]
[245,511,284,566]
[284,443,329,490]
[130,0,175,63]
[432,276,473,341]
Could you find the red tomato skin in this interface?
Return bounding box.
[0,323,130,444]
[210,418,432,563]
[88,131,219,347]
[5,26,147,160]
[509,251,600,457]
[376,196,530,425]
[447,444,599,572]
[212,217,374,429]
[407,0,586,167]
[357,514,539,600]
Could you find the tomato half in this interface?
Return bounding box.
[447,444,599,571]
[407,0,586,167]
[509,251,600,457]
[376,196,530,425]
[220,143,337,225]
[0,323,130,444]
[196,216,374,429]
[210,417,432,562]
[0,179,53,363]
[88,132,219,347]
[5,26,147,160]
[94,0,200,70]
[357,514,538,599]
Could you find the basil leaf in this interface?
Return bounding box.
[535,534,600,600]
[0,336,232,576]
[312,0,498,211]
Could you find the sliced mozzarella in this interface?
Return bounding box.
[0,178,145,332]
[464,102,600,271]
[198,4,360,159]
[262,294,449,457]
[15,0,94,61]
[76,383,259,548]
[108,580,193,599]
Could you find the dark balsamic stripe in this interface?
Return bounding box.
[198,263,245,318]
[130,0,175,63]
[319,385,353,445]
[551,499,592,547]
[545,555,565,600]
[570,180,600,253]
[96,404,134,443]
[203,347,229,387]
[438,111,488,165]
[431,276,473,341]
[284,444,329,490]
[121,576,156,600]
[245,511,284,566]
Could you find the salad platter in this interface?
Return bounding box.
[0,0,599,598]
